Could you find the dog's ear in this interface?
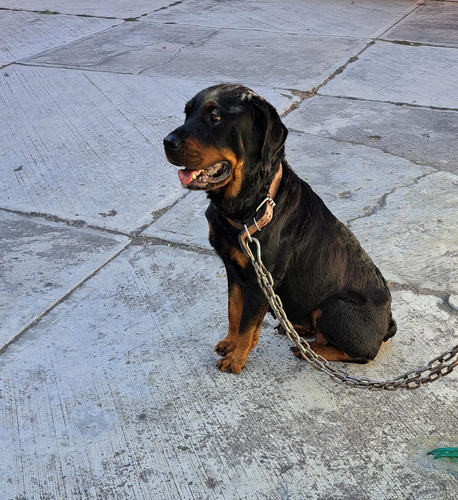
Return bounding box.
[251,96,288,164]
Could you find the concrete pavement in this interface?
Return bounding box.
[1,1,457,499]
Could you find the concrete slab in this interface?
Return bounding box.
[145,0,415,38]
[25,21,368,89]
[322,41,458,109]
[1,243,457,499]
[350,171,458,295]
[384,1,458,47]
[0,65,188,232]
[0,210,129,349]
[0,9,122,66]
[0,0,171,18]
[285,95,458,174]
[146,133,433,249]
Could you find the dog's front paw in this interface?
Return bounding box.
[216,353,245,374]
[214,339,236,356]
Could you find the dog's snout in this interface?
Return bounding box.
[163,132,182,151]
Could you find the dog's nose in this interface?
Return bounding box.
[163,132,182,151]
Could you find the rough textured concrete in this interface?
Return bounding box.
[1,1,457,499]
[1,245,457,500]
[0,10,122,66]
[285,95,458,174]
[384,1,458,47]
[322,41,458,109]
[350,171,458,294]
[0,66,187,231]
[0,211,129,348]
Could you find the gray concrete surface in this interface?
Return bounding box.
[0,1,457,499]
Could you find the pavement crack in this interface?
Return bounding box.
[309,41,375,96]
[389,282,458,316]
[137,29,221,75]
[279,89,315,118]
[286,127,440,171]
[372,2,421,39]
[346,171,434,226]
[153,0,183,13]
[0,207,130,238]
[279,41,375,116]
[379,38,457,50]
[131,234,215,256]
[315,93,458,113]
[347,188,395,226]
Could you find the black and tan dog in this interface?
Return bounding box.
[164,84,397,374]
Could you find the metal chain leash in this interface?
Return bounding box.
[241,233,458,391]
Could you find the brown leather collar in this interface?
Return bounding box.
[225,163,283,244]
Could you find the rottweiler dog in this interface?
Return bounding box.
[164,83,397,374]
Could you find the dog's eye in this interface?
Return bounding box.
[210,112,221,123]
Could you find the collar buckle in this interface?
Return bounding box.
[256,195,276,214]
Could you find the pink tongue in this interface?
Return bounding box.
[178,168,200,185]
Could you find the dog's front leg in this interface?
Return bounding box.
[215,278,268,373]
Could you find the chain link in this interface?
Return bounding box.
[241,234,458,391]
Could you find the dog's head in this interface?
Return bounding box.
[163,84,288,198]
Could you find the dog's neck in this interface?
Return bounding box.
[208,159,284,222]
[224,163,283,236]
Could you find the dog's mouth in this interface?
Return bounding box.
[177,161,231,190]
